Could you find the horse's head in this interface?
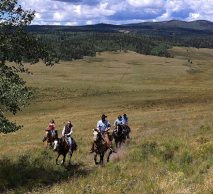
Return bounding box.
[117,124,123,134]
[53,138,60,151]
[93,129,99,141]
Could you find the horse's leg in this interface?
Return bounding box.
[69,151,73,164]
[56,154,60,165]
[126,132,128,139]
[107,150,113,162]
[62,154,67,165]
[119,140,122,148]
[94,153,99,165]
[124,134,127,143]
[100,153,104,165]
[115,139,118,149]
[49,142,53,149]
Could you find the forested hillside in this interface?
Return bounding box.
[26,20,213,61]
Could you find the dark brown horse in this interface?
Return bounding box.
[112,124,127,148]
[93,129,113,165]
[42,130,58,148]
[124,125,131,139]
[53,137,77,165]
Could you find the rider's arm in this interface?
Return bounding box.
[106,121,111,131]
[46,123,51,131]
[62,126,65,137]
[125,118,128,125]
[96,121,100,131]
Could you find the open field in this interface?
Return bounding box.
[0,47,213,193]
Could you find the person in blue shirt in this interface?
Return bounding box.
[122,114,128,125]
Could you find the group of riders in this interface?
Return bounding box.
[91,113,130,153]
[43,113,131,154]
[43,119,73,153]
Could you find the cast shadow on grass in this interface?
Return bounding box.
[0,150,91,193]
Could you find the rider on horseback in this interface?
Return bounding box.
[90,114,112,153]
[122,113,131,138]
[122,114,128,125]
[114,115,124,130]
[62,121,73,153]
[43,119,58,142]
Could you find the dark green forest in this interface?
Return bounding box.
[26,20,213,61]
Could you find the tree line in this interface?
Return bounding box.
[34,32,172,61]
[31,30,213,61]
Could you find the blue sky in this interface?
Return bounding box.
[18,0,213,25]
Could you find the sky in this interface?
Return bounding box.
[18,0,213,25]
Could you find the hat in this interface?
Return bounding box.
[101,114,107,118]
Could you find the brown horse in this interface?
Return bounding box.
[93,129,113,165]
[42,130,58,148]
[53,137,77,165]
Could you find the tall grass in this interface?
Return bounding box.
[0,48,213,193]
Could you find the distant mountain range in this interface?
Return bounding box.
[27,20,213,36]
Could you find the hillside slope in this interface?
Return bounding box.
[0,48,213,193]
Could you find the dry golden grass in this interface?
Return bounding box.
[0,48,213,193]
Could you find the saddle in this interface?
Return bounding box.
[62,137,77,151]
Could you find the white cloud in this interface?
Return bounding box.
[65,21,79,25]
[17,0,213,25]
[53,12,65,21]
[86,20,93,25]
[127,0,164,8]
[187,13,200,20]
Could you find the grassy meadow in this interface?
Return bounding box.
[0,47,213,193]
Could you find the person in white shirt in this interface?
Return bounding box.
[97,114,111,134]
[90,114,112,153]
[62,121,73,153]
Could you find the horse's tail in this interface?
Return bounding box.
[73,142,77,151]
[72,137,78,151]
